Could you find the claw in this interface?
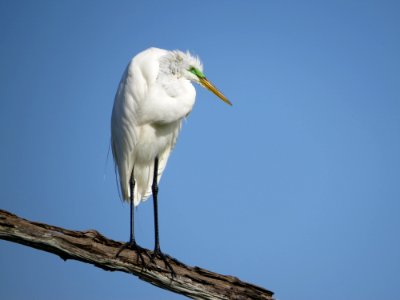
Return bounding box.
[115,240,148,266]
[150,248,176,277]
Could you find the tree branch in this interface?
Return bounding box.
[0,209,274,300]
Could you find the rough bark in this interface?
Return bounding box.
[0,209,274,300]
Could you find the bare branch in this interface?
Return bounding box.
[0,209,274,300]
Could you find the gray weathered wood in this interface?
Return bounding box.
[0,209,274,300]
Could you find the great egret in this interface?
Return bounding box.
[111,47,231,270]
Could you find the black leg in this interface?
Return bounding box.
[152,157,161,252]
[115,171,147,265]
[151,157,175,276]
[129,176,135,243]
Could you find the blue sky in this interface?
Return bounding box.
[1,1,399,299]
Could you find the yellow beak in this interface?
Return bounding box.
[199,77,232,106]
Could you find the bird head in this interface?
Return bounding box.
[161,50,232,106]
[188,66,232,106]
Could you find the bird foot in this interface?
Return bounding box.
[115,240,149,266]
[150,247,175,277]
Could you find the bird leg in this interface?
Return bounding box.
[150,157,175,276]
[115,173,148,266]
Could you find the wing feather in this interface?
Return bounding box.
[111,48,168,202]
[111,59,146,201]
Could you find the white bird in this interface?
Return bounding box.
[111,47,231,267]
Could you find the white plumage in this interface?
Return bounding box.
[111,47,231,207]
